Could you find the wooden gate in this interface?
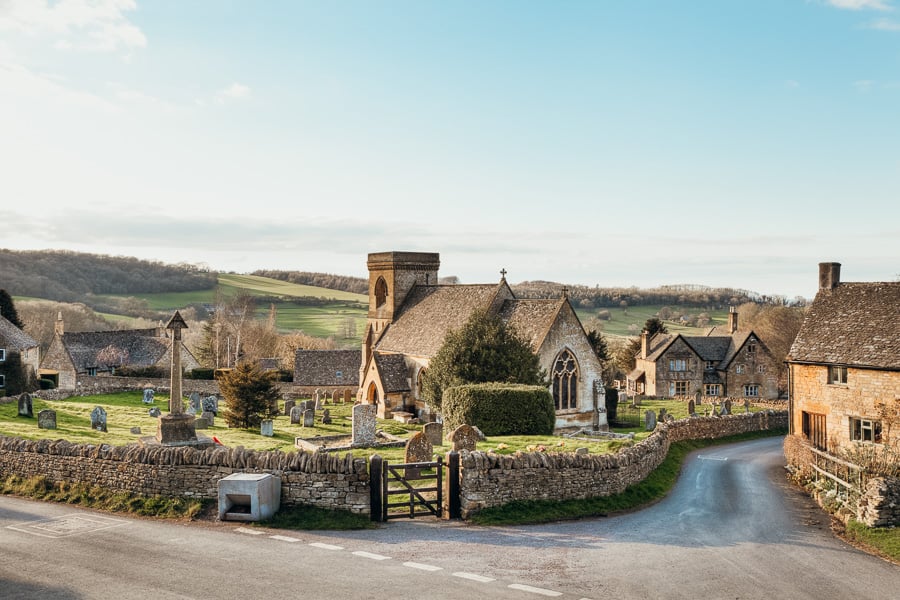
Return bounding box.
[370,453,460,521]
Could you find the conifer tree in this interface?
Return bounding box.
[0,289,24,329]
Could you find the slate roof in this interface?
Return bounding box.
[787,281,900,370]
[641,330,761,369]
[375,284,503,357]
[294,350,361,386]
[61,329,170,371]
[498,298,563,349]
[374,353,411,393]
[0,315,39,351]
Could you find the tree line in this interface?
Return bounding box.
[0,249,216,301]
[251,270,369,295]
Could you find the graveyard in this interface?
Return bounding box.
[0,390,766,462]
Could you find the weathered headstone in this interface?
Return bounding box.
[260,419,274,437]
[202,395,218,415]
[321,409,332,425]
[744,398,752,414]
[283,399,296,417]
[195,418,208,430]
[351,404,376,445]
[314,396,323,411]
[201,411,215,427]
[17,393,33,418]
[448,424,478,452]
[91,406,108,432]
[632,395,642,408]
[644,410,657,431]
[290,406,303,425]
[130,426,142,434]
[695,390,702,405]
[343,389,352,404]
[149,407,161,418]
[423,422,443,446]
[142,388,155,404]
[331,390,339,404]
[723,399,733,415]
[303,408,315,428]
[404,431,433,478]
[688,399,696,416]
[37,409,56,430]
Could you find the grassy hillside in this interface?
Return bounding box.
[575,304,729,338]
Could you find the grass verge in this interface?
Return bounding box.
[259,504,375,530]
[0,474,208,519]
[469,428,787,526]
[840,519,900,564]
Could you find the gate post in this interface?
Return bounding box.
[369,454,384,522]
[445,451,461,520]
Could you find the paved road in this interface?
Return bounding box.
[1,436,897,599]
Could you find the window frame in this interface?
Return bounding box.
[552,349,579,411]
[704,384,721,396]
[0,348,5,362]
[743,384,759,397]
[0,374,4,388]
[669,358,687,372]
[828,365,848,385]
[735,364,744,375]
[850,417,882,443]
[673,381,689,396]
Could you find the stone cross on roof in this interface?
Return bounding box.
[500,268,507,280]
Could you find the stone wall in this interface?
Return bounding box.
[457,411,787,517]
[857,476,900,527]
[0,436,370,514]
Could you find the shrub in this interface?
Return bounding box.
[605,387,619,422]
[442,383,555,436]
[38,378,56,390]
[186,368,215,380]
[115,366,166,378]
[219,362,280,429]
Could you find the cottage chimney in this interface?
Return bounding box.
[54,311,64,336]
[818,262,841,291]
[728,306,738,334]
[641,330,649,359]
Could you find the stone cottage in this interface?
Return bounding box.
[0,315,40,395]
[39,313,200,391]
[294,349,361,396]
[627,308,779,399]
[356,251,605,430]
[786,262,900,451]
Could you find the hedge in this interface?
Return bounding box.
[442,383,555,436]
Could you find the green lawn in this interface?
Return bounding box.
[574,304,729,338]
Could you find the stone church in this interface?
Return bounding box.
[357,251,605,430]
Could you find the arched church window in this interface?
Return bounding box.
[416,368,426,399]
[552,349,579,411]
[374,277,388,308]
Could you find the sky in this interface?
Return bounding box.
[1,0,898,300]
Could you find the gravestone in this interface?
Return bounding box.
[17,393,33,418]
[448,424,478,452]
[37,409,57,430]
[314,396,323,411]
[201,411,215,427]
[744,398,752,414]
[695,390,702,405]
[283,399,295,417]
[202,395,219,415]
[658,408,667,422]
[303,409,315,428]
[723,399,733,415]
[343,389,352,404]
[260,419,274,437]
[149,407,161,417]
[688,399,696,416]
[315,389,322,404]
[185,405,197,416]
[423,422,443,446]
[290,406,303,425]
[644,410,657,431]
[195,418,208,430]
[142,389,155,404]
[190,393,202,413]
[404,431,433,478]
[351,404,376,445]
[321,409,332,425]
[130,426,142,434]
[331,390,339,404]
[91,406,108,432]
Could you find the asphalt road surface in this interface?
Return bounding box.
[1,436,897,599]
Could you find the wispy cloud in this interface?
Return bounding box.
[868,17,900,29]
[214,82,252,105]
[853,79,876,91]
[0,0,146,53]
[826,0,893,10]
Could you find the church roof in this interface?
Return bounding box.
[374,353,410,392]
[294,350,361,386]
[498,298,563,350]
[375,284,502,357]
[61,328,170,371]
[787,281,900,370]
[0,315,39,351]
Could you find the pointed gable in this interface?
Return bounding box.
[498,298,564,350]
[60,329,173,371]
[0,315,38,351]
[374,353,410,392]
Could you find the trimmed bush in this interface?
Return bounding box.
[38,378,56,390]
[442,383,555,436]
[114,366,166,378]
[186,368,215,380]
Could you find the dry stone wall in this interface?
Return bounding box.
[857,476,900,527]
[457,411,787,517]
[0,436,370,514]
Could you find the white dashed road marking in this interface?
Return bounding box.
[270,535,299,543]
[235,527,265,535]
[403,562,443,572]
[698,455,728,461]
[508,583,563,596]
[452,572,495,583]
[309,542,344,550]
[353,551,391,561]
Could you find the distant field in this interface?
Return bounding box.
[574,304,728,338]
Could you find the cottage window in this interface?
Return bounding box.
[743,384,759,397]
[669,359,687,372]
[757,365,765,374]
[552,349,579,411]
[747,344,756,354]
[0,374,4,388]
[705,384,721,396]
[850,418,882,443]
[735,364,744,375]
[670,381,689,396]
[828,366,848,385]
[0,348,5,362]
[374,277,388,309]
[87,367,97,377]
[705,361,716,370]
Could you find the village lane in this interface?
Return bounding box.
[1,436,897,599]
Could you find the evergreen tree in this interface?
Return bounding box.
[0,289,24,329]
[218,362,280,429]
[643,317,668,337]
[421,309,546,411]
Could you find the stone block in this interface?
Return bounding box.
[218,473,281,522]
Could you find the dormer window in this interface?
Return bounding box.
[705,360,716,370]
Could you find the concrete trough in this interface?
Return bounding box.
[217,473,281,522]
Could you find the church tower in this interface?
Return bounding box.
[365,251,440,333]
